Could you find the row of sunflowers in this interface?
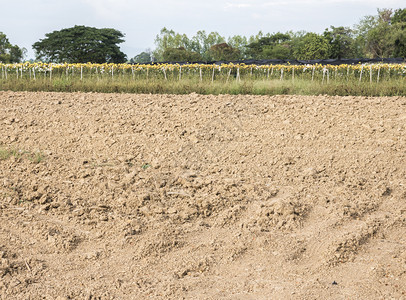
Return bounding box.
[1,62,406,82]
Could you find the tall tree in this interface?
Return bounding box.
[248,31,270,44]
[131,49,152,63]
[33,25,126,63]
[392,8,406,57]
[324,26,355,59]
[162,47,201,62]
[246,32,291,59]
[154,28,226,62]
[353,8,403,58]
[153,28,191,61]
[209,43,240,61]
[392,8,406,24]
[292,33,330,60]
[227,35,248,59]
[191,31,225,61]
[0,32,25,63]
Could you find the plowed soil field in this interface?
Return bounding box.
[1,91,406,299]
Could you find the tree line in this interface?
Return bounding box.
[144,8,406,63]
[0,8,405,64]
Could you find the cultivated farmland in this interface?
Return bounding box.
[0,91,405,298]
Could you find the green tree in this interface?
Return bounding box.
[153,28,226,62]
[32,25,126,63]
[248,31,270,44]
[153,28,191,61]
[392,8,406,57]
[392,8,406,24]
[162,47,202,62]
[209,43,240,61]
[0,32,25,63]
[393,26,406,57]
[353,8,404,58]
[292,32,330,60]
[227,35,248,59]
[132,50,152,63]
[246,37,271,58]
[367,22,397,58]
[262,44,291,59]
[352,14,376,58]
[190,31,225,61]
[324,26,355,59]
[246,32,291,59]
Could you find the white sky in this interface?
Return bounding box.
[1,0,405,60]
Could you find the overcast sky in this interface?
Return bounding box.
[2,0,405,60]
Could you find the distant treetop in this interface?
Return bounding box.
[0,32,25,63]
[32,25,127,63]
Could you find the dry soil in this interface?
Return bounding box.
[0,91,406,299]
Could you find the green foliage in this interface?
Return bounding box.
[162,47,202,62]
[209,43,240,61]
[392,9,406,57]
[392,8,406,24]
[246,37,270,58]
[292,33,330,60]
[353,15,377,58]
[393,24,406,57]
[324,26,355,59]
[246,33,291,59]
[247,31,269,44]
[190,31,225,61]
[0,146,44,163]
[0,147,17,160]
[32,25,126,63]
[141,163,151,170]
[364,18,394,57]
[151,8,405,61]
[262,44,291,59]
[0,32,25,63]
[226,35,248,59]
[353,8,406,58]
[154,28,229,62]
[153,28,191,61]
[132,51,152,63]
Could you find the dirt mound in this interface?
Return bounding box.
[1,91,405,299]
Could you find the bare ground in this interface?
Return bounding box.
[0,91,405,299]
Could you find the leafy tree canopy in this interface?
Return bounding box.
[154,28,227,62]
[354,8,406,58]
[162,47,202,62]
[209,43,240,61]
[190,31,225,61]
[32,25,126,63]
[391,8,406,57]
[323,26,355,59]
[130,50,152,64]
[153,28,191,61]
[292,33,330,60]
[246,33,291,59]
[226,35,248,59]
[392,8,406,24]
[0,32,25,63]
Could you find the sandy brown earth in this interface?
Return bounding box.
[0,91,405,299]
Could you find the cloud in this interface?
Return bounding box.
[224,2,252,9]
[82,0,131,20]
